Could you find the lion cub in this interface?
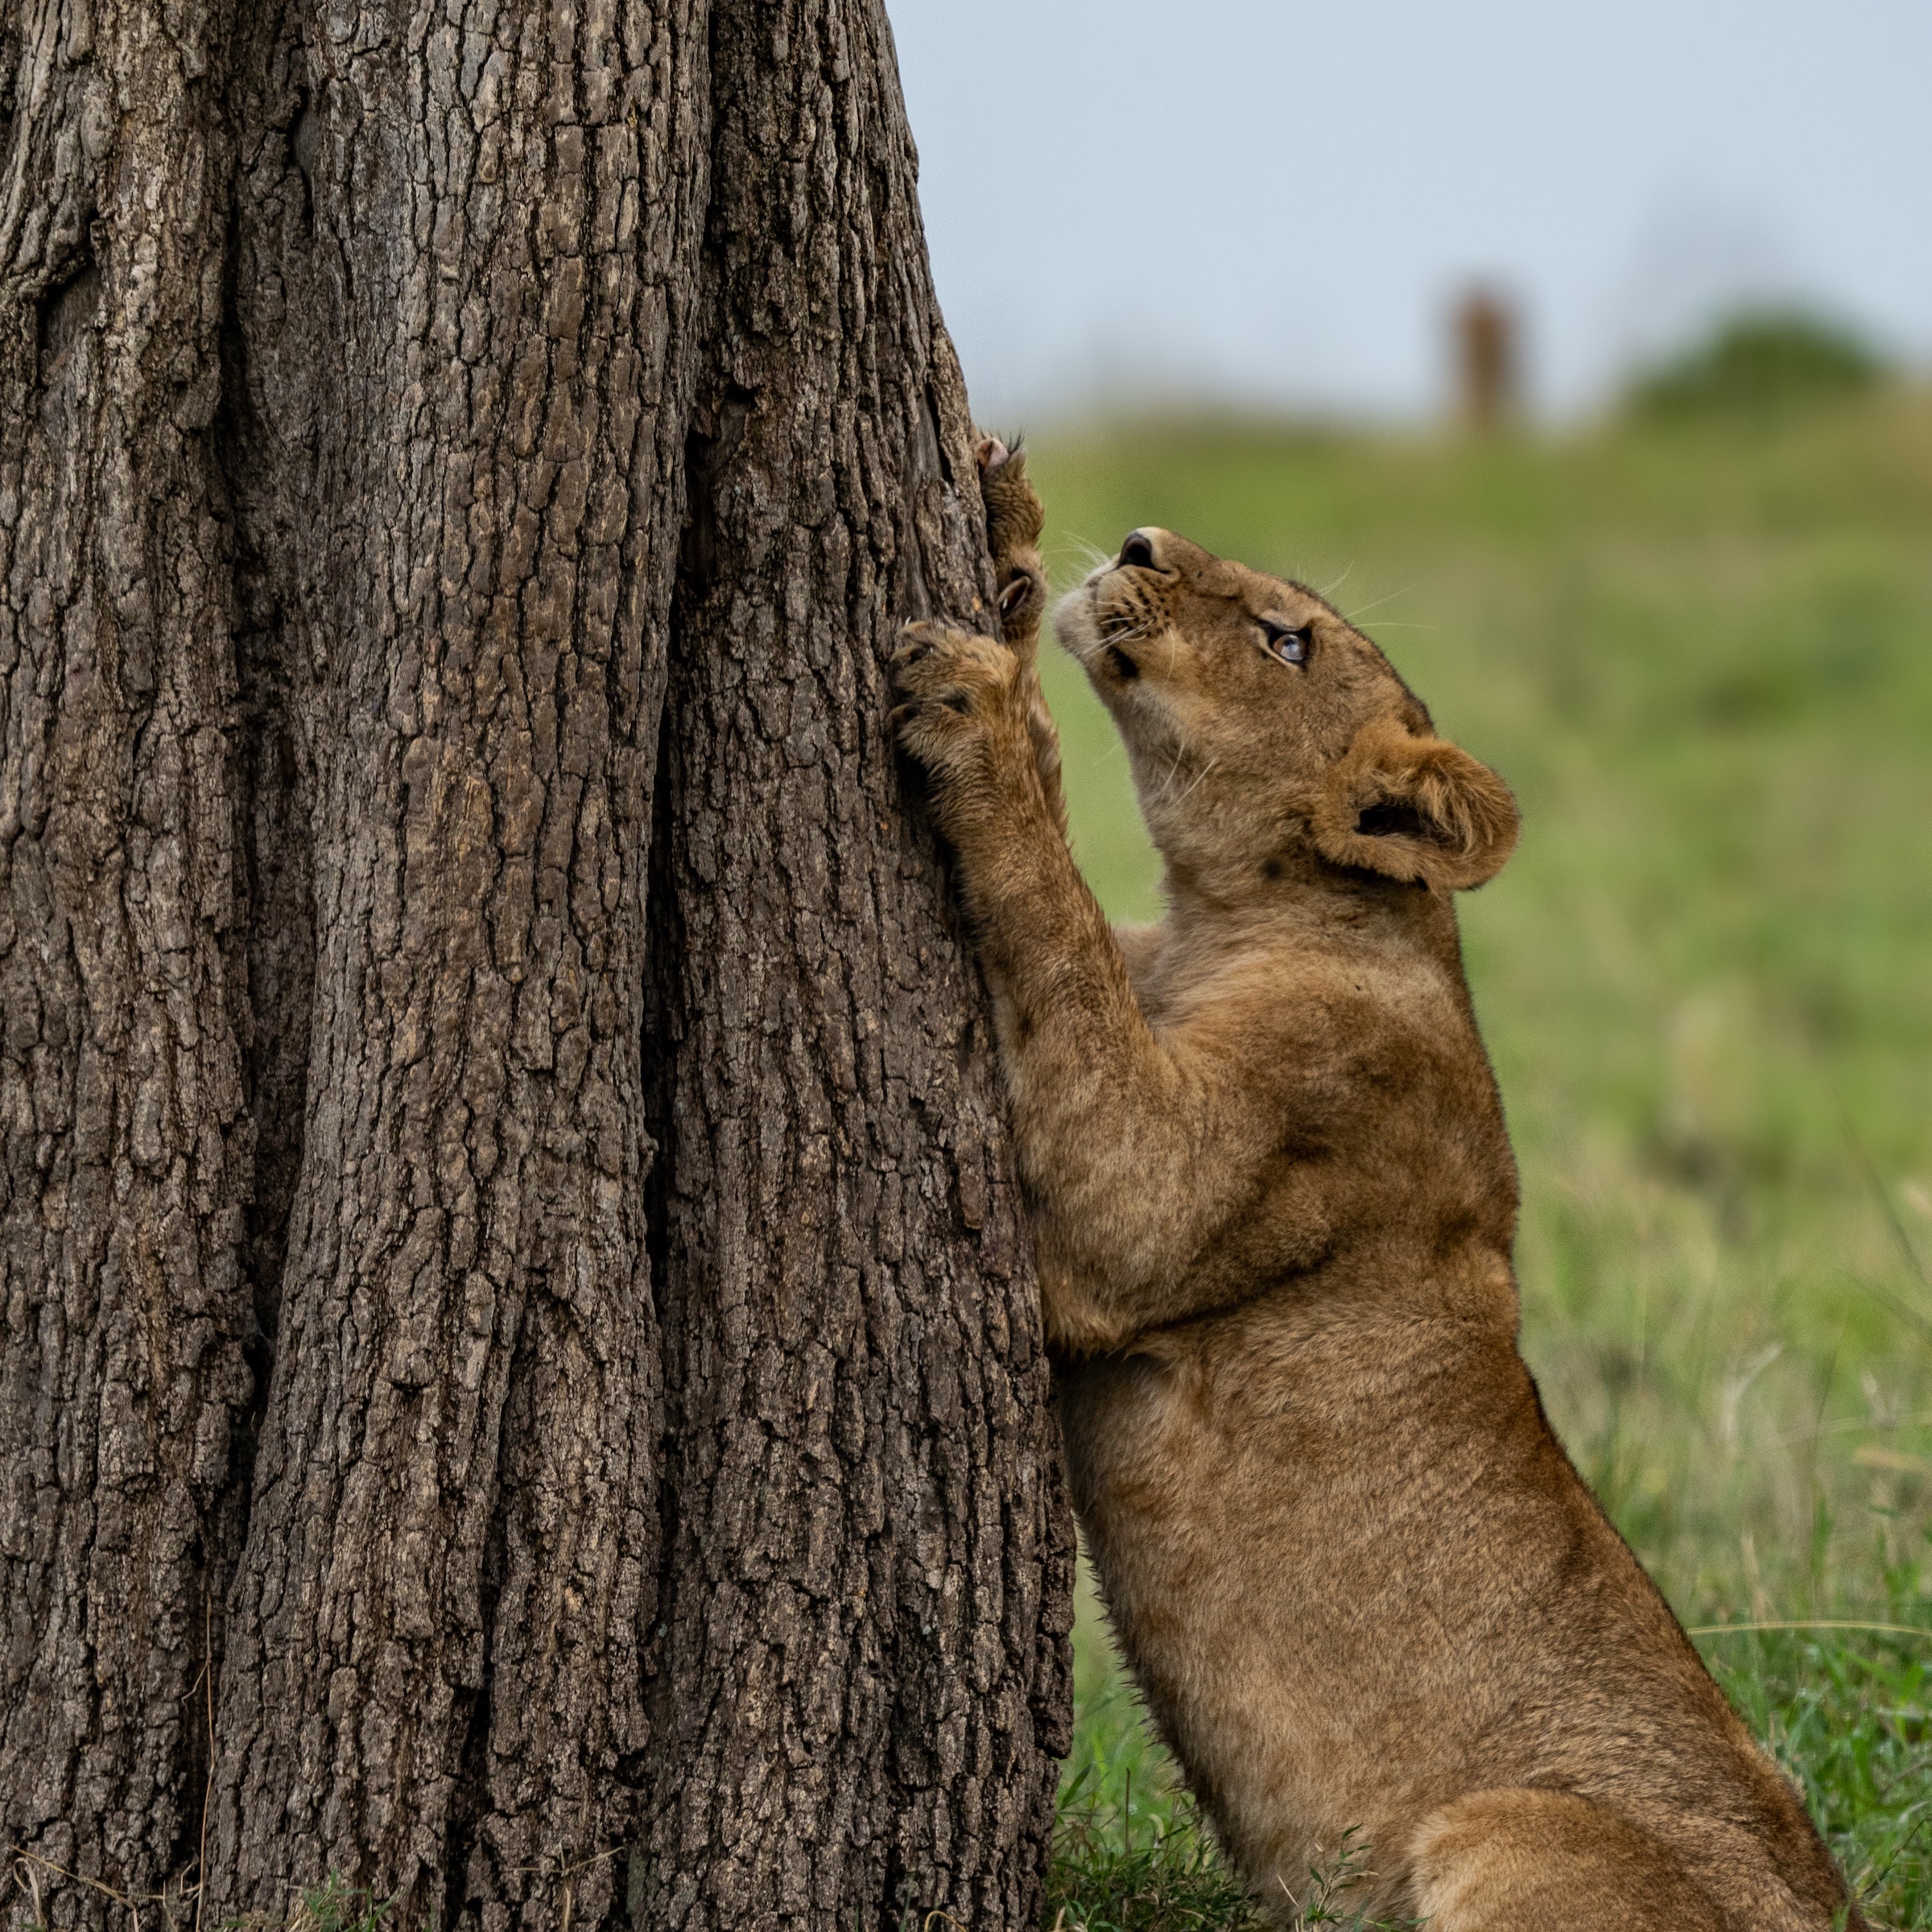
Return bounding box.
[893,444,1864,1932]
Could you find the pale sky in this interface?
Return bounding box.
[890,0,1932,419]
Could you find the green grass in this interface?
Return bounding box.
[1021,391,1932,1928]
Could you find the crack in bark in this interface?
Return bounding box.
[35,255,101,369]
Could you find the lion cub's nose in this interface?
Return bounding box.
[1118,530,1159,570]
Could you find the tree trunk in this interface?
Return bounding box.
[631,5,1071,1926]
[0,5,1071,1930]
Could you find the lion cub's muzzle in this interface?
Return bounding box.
[1080,572,1174,684]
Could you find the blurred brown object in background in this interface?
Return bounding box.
[1454,285,1521,428]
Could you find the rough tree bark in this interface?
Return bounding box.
[0,3,257,1916]
[633,6,1071,1926]
[0,5,1071,1930]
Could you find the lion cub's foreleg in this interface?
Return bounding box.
[893,622,1269,1352]
[892,621,1148,1349]
[976,436,1069,839]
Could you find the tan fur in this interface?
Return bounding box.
[893,454,1866,1931]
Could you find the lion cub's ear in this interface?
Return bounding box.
[1310,716,1519,890]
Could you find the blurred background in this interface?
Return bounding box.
[892,4,1932,1926]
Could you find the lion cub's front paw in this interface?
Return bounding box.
[976,436,1048,646]
[891,620,1028,790]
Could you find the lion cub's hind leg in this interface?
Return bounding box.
[1408,1790,1726,1932]
[976,435,1067,837]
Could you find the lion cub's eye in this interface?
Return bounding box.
[1258,618,1314,667]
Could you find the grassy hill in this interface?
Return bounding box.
[1021,393,1932,1928]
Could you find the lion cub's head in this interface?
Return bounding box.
[1054,529,1518,895]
